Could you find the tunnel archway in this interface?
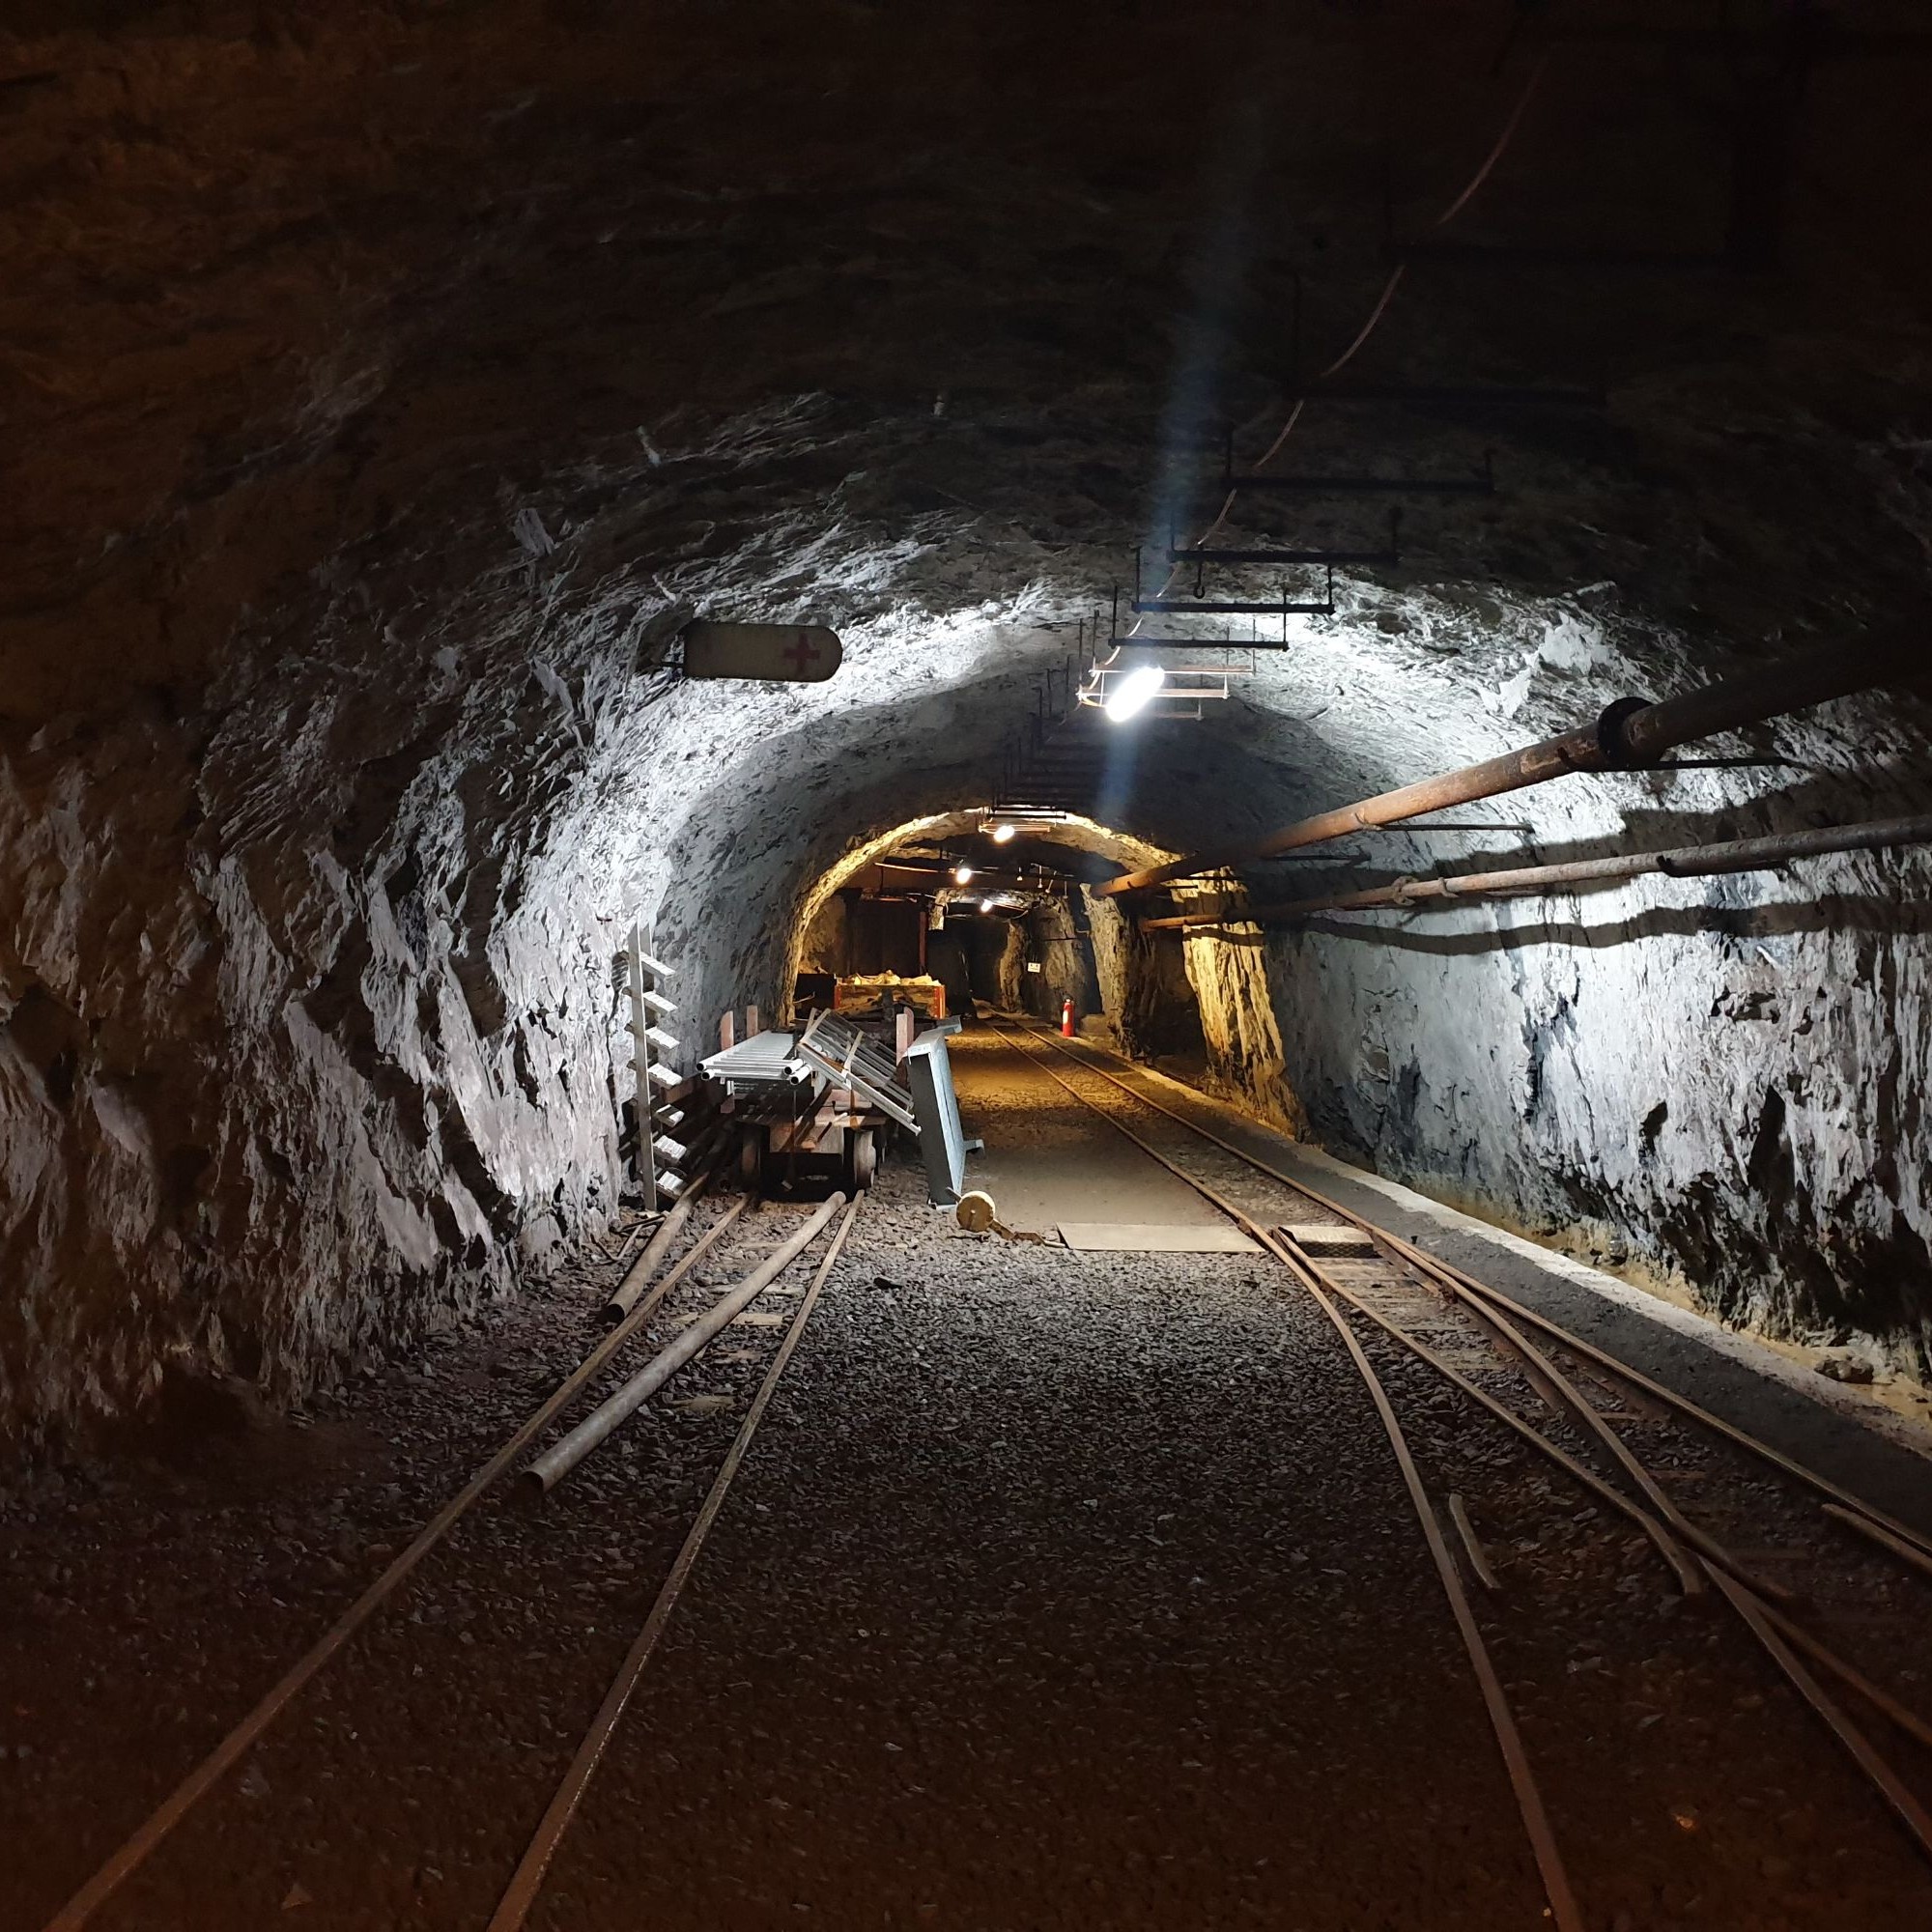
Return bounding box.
[785,805,1208,1050]
[2,0,1929,1441]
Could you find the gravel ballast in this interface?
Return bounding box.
[6,1036,1932,1930]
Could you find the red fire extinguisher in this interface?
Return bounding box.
[1061,997,1075,1037]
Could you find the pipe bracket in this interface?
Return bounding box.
[1595,694,1662,769]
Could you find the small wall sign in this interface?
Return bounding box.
[682,621,842,683]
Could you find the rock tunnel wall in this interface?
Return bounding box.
[0,590,1187,1442]
[5,0,1932,1439]
[1089,893,1208,1067]
[1262,843,1932,1379]
[964,915,1027,1015]
[1019,899,1099,1029]
[1179,628,1932,1384]
[7,567,1931,1441]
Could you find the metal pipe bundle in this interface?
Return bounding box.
[1098,638,1920,898]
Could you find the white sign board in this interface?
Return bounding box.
[682,621,842,683]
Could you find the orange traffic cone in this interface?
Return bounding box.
[1061,997,1075,1037]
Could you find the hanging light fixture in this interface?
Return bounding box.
[988,822,1016,844]
[952,863,974,885]
[1104,664,1166,722]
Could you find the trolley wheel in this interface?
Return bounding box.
[849,1126,877,1192]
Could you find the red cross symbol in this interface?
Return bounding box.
[783,631,822,674]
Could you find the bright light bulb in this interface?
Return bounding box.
[989,823,1016,844]
[980,896,996,912]
[953,864,974,885]
[1104,664,1166,722]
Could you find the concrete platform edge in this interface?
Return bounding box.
[1039,1032,1932,1540]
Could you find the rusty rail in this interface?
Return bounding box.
[994,1020,1932,1871]
[1096,638,1920,897]
[39,1197,750,1932]
[525,1191,847,1493]
[488,1195,864,1932]
[988,1020,1586,1930]
[1009,1021,1932,1569]
[602,1170,712,1322]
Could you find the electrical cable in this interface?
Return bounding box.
[1128,48,1551,637]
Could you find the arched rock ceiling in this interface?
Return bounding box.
[6,0,1930,735]
[4,0,1932,1434]
[7,0,1929,949]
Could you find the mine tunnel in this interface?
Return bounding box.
[5,3,1932,1928]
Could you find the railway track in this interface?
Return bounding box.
[990,1014,1932,1927]
[30,1023,1932,1930]
[37,1193,864,1932]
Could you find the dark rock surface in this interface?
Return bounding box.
[2,1,1930,1433]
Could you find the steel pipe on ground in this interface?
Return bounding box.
[524,1191,849,1493]
[602,1172,712,1323]
[1097,637,1921,897]
[31,1189,752,1932]
[1139,813,1932,931]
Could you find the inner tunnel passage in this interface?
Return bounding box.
[7,3,1932,1927]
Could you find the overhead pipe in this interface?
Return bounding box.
[524,1191,849,1494]
[1097,638,1920,898]
[1139,814,1932,930]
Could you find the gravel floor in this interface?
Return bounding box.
[4,1035,1931,1931]
[532,1174,1541,1923]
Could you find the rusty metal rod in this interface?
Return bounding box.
[1140,813,1932,930]
[1821,1502,1932,1587]
[1395,1243,1932,1573]
[602,1171,711,1323]
[37,1194,749,1932]
[487,1195,863,1932]
[1447,1492,1501,1591]
[523,1191,847,1493]
[1100,639,1920,897]
[1416,1255,1710,1601]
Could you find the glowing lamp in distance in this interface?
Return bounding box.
[1104,664,1166,722]
[952,864,974,885]
[988,823,1016,843]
